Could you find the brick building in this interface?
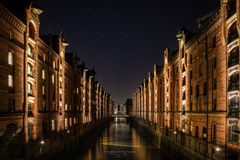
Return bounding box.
[132,0,240,159]
[0,1,113,159]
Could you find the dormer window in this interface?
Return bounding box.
[29,23,35,40]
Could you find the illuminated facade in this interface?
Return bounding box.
[0,1,112,159]
[132,0,240,158]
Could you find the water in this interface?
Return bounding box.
[73,117,164,160]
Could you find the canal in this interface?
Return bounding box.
[65,117,165,160]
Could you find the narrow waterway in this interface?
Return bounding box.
[72,117,165,160]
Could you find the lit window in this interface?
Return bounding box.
[27,45,33,57]
[65,118,68,129]
[52,74,54,84]
[42,70,45,79]
[51,120,55,131]
[53,61,55,69]
[8,52,13,65]
[65,104,68,111]
[69,117,72,127]
[28,64,32,76]
[8,75,13,88]
[42,86,45,94]
[43,53,46,62]
[28,82,32,95]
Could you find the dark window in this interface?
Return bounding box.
[190,70,193,80]
[195,126,199,138]
[190,54,192,64]
[213,98,217,111]
[8,98,15,112]
[196,85,200,97]
[213,57,217,69]
[203,82,207,95]
[228,47,239,68]
[212,35,216,48]
[28,123,33,141]
[213,124,217,143]
[228,22,238,44]
[213,77,217,90]
[42,121,48,139]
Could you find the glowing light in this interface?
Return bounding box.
[215,147,220,152]
[40,140,45,145]
[174,131,177,134]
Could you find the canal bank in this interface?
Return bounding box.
[33,117,111,160]
[132,118,226,160]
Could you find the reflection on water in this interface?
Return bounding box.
[74,117,163,160]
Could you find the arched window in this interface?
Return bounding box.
[29,23,35,40]
[228,73,239,91]
[28,82,32,95]
[27,45,33,58]
[28,63,32,76]
[8,52,13,65]
[228,46,239,68]
[228,22,239,44]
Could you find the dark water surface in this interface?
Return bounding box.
[73,117,164,160]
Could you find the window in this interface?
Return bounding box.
[8,52,13,65]
[28,82,32,95]
[8,98,15,112]
[53,61,56,69]
[9,30,13,39]
[190,70,193,80]
[212,35,216,48]
[52,74,54,84]
[203,82,207,95]
[203,127,207,140]
[65,104,68,111]
[42,86,45,94]
[213,98,217,111]
[213,77,217,90]
[29,23,35,40]
[195,126,199,138]
[42,70,45,79]
[42,101,46,111]
[69,117,72,127]
[28,64,32,76]
[196,85,199,97]
[43,53,46,62]
[8,75,13,88]
[28,123,33,141]
[190,54,192,64]
[51,120,55,131]
[27,45,33,57]
[228,22,238,44]
[65,118,68,129]
[212,124,217,143]
[213,57,217,69]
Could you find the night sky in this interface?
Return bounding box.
[38,0,219,104]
